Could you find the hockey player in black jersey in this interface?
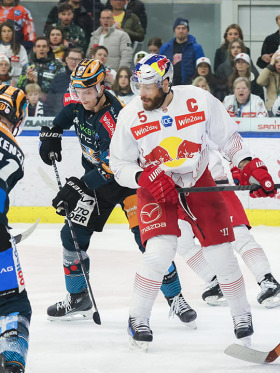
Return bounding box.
[39,59,197,327]
[0,85,31,373]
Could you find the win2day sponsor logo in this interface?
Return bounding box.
[131,121,161,139]
[175,111,205,130]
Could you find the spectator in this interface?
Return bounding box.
[87,9,132,70]
[105,0,147,31]
[159,18,204,85]
[148,37,162,54]
[257,50,280,113]
[55,2,86,52]
[223,77,268,118]
[47,26,69,62]
[80,0,105,30]
[0,53,15,85]
[111,65,136,105]
[25,83,45,117]
[192,76,210,92]
[133,50,148,66]
[214,24,249,72]
[89,45,116,90]
[272,94,280,116]
[107,0,145,45]
[0,0,37,53]
[45,0,94,49]
[44,47,83,116]
[228,53,264,100]
[17,37,65,99]
[257,11,280,69]
[192,57,219,98]
[0,20,28,83]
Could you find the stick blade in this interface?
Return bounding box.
[14,218,40,244]
[224,343,280,364]
[93,311,101,325]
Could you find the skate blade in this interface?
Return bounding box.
[205,296,228,307]
[185,320,197,329]
[128,336,150,352]
[47,309,93,322]
[262,294,280,309]
[239,336,251,348]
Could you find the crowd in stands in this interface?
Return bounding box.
[1,0,280,118]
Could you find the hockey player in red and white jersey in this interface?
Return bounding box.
[109,54,277,351]
[223,76,268,117]
[177,146,280,309]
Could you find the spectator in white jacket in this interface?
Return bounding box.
[86,9,132,70]
[223,77,268,117]
[0,20,28,83]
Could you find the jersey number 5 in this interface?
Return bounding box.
[138,111,147,123]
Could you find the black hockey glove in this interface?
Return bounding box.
[52,177,87,216]
[39,126,63,166]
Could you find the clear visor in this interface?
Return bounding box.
[130,77,162,95]
[69,83,101,103]
[14,102,27,136]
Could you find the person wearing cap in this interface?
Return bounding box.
[159,17,204,85]
[0,53,15,86]
[133,50,148,66]
[257,50,280,113]
[223,77,267,118]
[229,53,264,100]
[257,11,280,69]
[192,57,219,99]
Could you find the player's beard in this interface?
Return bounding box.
[141,90,165,111]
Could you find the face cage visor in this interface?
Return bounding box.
[69,82,102,103]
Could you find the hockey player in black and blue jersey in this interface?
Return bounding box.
[39,58,197,327]
[0,85,31,373]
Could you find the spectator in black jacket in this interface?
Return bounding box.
[105,0,147,31]
[44,0,94,48]
[81,0,104,28]
[257,11,280,69]
[44,47,83,116]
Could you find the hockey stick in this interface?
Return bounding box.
[177,183,280,194]
[224,343,280,364]
[14,218,40,244]
[50,154,101,325]
[38,166,59,192]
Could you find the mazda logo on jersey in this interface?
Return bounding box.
[140,203,162,224]
[161,116,173,127]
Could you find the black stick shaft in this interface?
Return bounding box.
[177,183,280,194]
[51,155,101,325]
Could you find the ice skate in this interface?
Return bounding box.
[233,312,253,347]
[47,291,93,321]
[0,355,24,373]
[166,293,197,329]
[202,276,227,306]
[257,274,280,309]
[128,317,153,352]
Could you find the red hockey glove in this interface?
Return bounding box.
[138,165,178,204]
[240,158,277,198]
[230,164,243,185]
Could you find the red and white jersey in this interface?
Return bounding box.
[223,93,268,118]
[109,85,251,189]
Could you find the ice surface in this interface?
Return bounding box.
[11,223,280,373]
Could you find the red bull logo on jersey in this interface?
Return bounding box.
[131,121,161,139]
[142,136,201,168]
[175,111,205,130]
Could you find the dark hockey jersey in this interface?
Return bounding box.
[0,121,24,227]
[52,90,124,190]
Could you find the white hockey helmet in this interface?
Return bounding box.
[131,54,173,94]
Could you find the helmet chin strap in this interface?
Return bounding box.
[156,85,171,109]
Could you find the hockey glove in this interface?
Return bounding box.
[240,158,277,198]
[138,165,178,204]
[39,126,63,166]
[52,177,88,216]
[230,164,243,185]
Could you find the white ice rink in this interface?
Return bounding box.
[12,223,280,373]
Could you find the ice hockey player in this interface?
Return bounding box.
[178,147,280,309]
[38,59,197,327]
[109,54,277,351]
[0,85,31,373]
